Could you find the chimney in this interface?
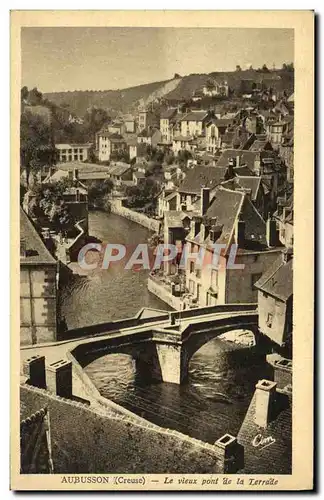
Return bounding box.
[266,218,277,247]
[254,379,277,428]
[46,360,73,399]
[282,248,293,264]
[20,238,27,258]
[214,434,244,473]
[200,222,208,241]
[200,187,210,216]
[227,159,235,179]
[23,355,46,389]
[234,218,245,247]
[190,218,201,238]
[254,155,261,176]
[73,168,79,181]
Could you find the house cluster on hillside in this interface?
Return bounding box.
[146,89,294,358]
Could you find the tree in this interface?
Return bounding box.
[21,86,29,103]
[20,110,57,186]
[236,65,242,72]
[125,178,159,210]
[87,179,113,207]
[28,87,43,106]
[262,64,270,73]
[84,107,111,139]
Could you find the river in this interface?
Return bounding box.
[61,210,271,444]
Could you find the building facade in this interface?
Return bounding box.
[20,208,58,346]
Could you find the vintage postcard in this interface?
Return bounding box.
[11,10,314,491]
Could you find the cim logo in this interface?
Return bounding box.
[252,434,276,450]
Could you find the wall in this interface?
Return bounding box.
[226,250,281,304]
[110,200,161,232]
[147,275,183,310]
[258,291,288,346]
[20,264,58,345]
[20,385,225,474]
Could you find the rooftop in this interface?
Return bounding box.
[221,175,262,201]
[254,251,293,301]
[160,108,178,119]
[20,207,57,266]
[178,165,226,195]
[180,111,209,122]
[238,387,292,474]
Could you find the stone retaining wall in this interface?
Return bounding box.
[110,199,161,232]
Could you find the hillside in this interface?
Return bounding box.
[44,78,173,117]
[43,69,294,117]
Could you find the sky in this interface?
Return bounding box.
[21,27,294,93]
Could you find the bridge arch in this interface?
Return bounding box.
[179,313,259,382]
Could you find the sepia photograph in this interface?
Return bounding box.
[11,10,314,491]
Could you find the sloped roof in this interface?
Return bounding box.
[254,252,293,301]
[202,187,267,250]
[216,149,259,169]
[20,208,57,266]
[204,188,244,246]
[249,140,273,152]
[173,135,194,142]
[238,388,292,474]
[178,165,226,195]
[221,176,261,201]
[164,210,190,228]
[160,108,178,119]
[54,162,111,173]
[108,163,131,177]
[55,143,92,149]
[180,111,208,122]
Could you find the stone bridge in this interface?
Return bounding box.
[21,304,259,388]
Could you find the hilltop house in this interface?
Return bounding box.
[202,79,229,97]
[20,207,58,346]
[55,143,92,163]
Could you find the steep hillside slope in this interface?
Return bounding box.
[43,69,294,117]
[44,79,172,117]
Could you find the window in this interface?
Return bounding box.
[189,280,195,294]
[196,269,201,279]
[211,269,218,288]
[190,261,195,274]
[266,313,273,328]
[74,155,78,161]
[251,273,262,289]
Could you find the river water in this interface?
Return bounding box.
[61,210,271,444]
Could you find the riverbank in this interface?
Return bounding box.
[109,199,161,232]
